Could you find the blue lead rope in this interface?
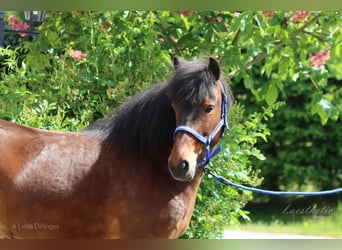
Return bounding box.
[205,168,342,196]
[197,145,222,168]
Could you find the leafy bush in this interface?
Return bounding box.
[250,78,342,193]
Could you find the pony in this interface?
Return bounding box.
[0,57,233,238]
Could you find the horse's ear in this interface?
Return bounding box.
[173,57,181,69]
[208,57,220,81]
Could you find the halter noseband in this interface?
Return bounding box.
[173,83,229,168]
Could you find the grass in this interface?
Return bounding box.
[228,197,342,238]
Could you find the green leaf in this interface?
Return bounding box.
[311,67,329,88]
[182,16,190,31]
[251,147,266,160]
[264,61,273,78]
[265,82,278,106]
[278,58,288,80]
[254,12,266,37]
[264,54,280,78]
[292,72,299,82]
[311,93,339,125]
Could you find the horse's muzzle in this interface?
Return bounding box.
[168,158,195,182]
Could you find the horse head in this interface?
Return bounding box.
[167,57,231,182]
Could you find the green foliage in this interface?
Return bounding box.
[228,11,342,198]
[238,201,342,238]
[1,11,342,238]
[250,77,342,193]
[311,92,339,125]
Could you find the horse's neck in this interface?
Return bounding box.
[85,82,175,160]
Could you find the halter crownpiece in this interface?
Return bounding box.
[173,83,229,168]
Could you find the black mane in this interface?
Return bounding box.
[84,58,233,159]
[84,82,175,158]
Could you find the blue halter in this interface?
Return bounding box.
[173,83,229,168]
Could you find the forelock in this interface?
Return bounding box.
[167,60,216,104]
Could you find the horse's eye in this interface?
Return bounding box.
[205,105,215,114]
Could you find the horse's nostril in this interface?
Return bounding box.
[168,158,194,182]
[181,160,189,172]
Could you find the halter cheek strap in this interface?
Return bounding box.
[173,84,229,168]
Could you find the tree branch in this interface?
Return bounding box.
[231,28,241,46]
[290,12,324,40]
[310,78,320,90]
[245,42,284,69]
[302,31,327,43]
[228,12,325,79]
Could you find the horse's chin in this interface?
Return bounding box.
[170,172,195,182]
